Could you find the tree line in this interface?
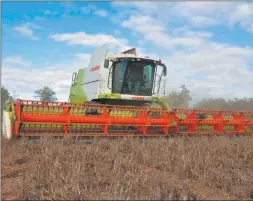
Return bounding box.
[1,85,253,112]
[1,86,57,113]
[162,85,253,111]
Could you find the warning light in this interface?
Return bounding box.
[158,58,162,62]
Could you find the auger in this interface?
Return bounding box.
[2,45,253,138]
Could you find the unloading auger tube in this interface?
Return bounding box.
[6,99,253,138]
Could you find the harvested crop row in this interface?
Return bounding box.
[2,136,253,200]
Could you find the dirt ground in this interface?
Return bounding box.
[1,136,253,200]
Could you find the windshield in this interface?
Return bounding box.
[112,60,157,96]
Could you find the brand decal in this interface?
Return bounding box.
[90,65,100,72]
[132,96,145,101]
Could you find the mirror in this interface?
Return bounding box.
[107,66,112,89]
[163,65,167,76]
[104,59,109,68]
[71,72,77,86]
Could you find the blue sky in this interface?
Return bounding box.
[2,1,253,102]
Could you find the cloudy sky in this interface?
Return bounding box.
[2,1,253,103]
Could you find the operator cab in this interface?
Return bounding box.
[106,57,167,97]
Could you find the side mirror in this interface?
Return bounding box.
[104,59,109,68]
[107,66,112,89]
[71,72,77,86]
[163,66,167,76]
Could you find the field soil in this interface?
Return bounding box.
[2,136,253,200]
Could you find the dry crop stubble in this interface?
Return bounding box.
[1,136,253,200]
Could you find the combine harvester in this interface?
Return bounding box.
[3,45,253,138]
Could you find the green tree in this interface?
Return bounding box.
[34,86,58,101]
[164,85,192,108]
[1,87,10,111]
[11,90,20,101]
[178,84,192,108]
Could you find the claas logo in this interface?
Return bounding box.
[90,65,100,72]
[132,96,145,101]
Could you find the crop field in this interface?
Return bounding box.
[2,136,253,200]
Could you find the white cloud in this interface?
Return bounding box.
[3,56,32,67]
[94,9,107,17]
[13,22,40,40]
[2,54,91,101]
[172,2,238,27]
[229,3,253,24]
[175,2,222,15]
[163,43,253,101]
[250,24,253,34]
[171,27,213,39]
[113,1,253,102]
[122,15,165,33]
[229,3,253,34]
[50,32,129,48]
[188,16,218,27]
[113,2,253,33]
[81,5,107,17]
[114,2,253,100]
[74,53,91,63]
[122,15,208,50]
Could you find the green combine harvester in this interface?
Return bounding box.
[2,45,253,138]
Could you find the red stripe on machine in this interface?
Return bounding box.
[132,97,144,101]
[90,65,100,72]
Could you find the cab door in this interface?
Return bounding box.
[153,65,164,96]
[143,65,153,90]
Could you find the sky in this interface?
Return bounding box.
[2,1,253,103]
